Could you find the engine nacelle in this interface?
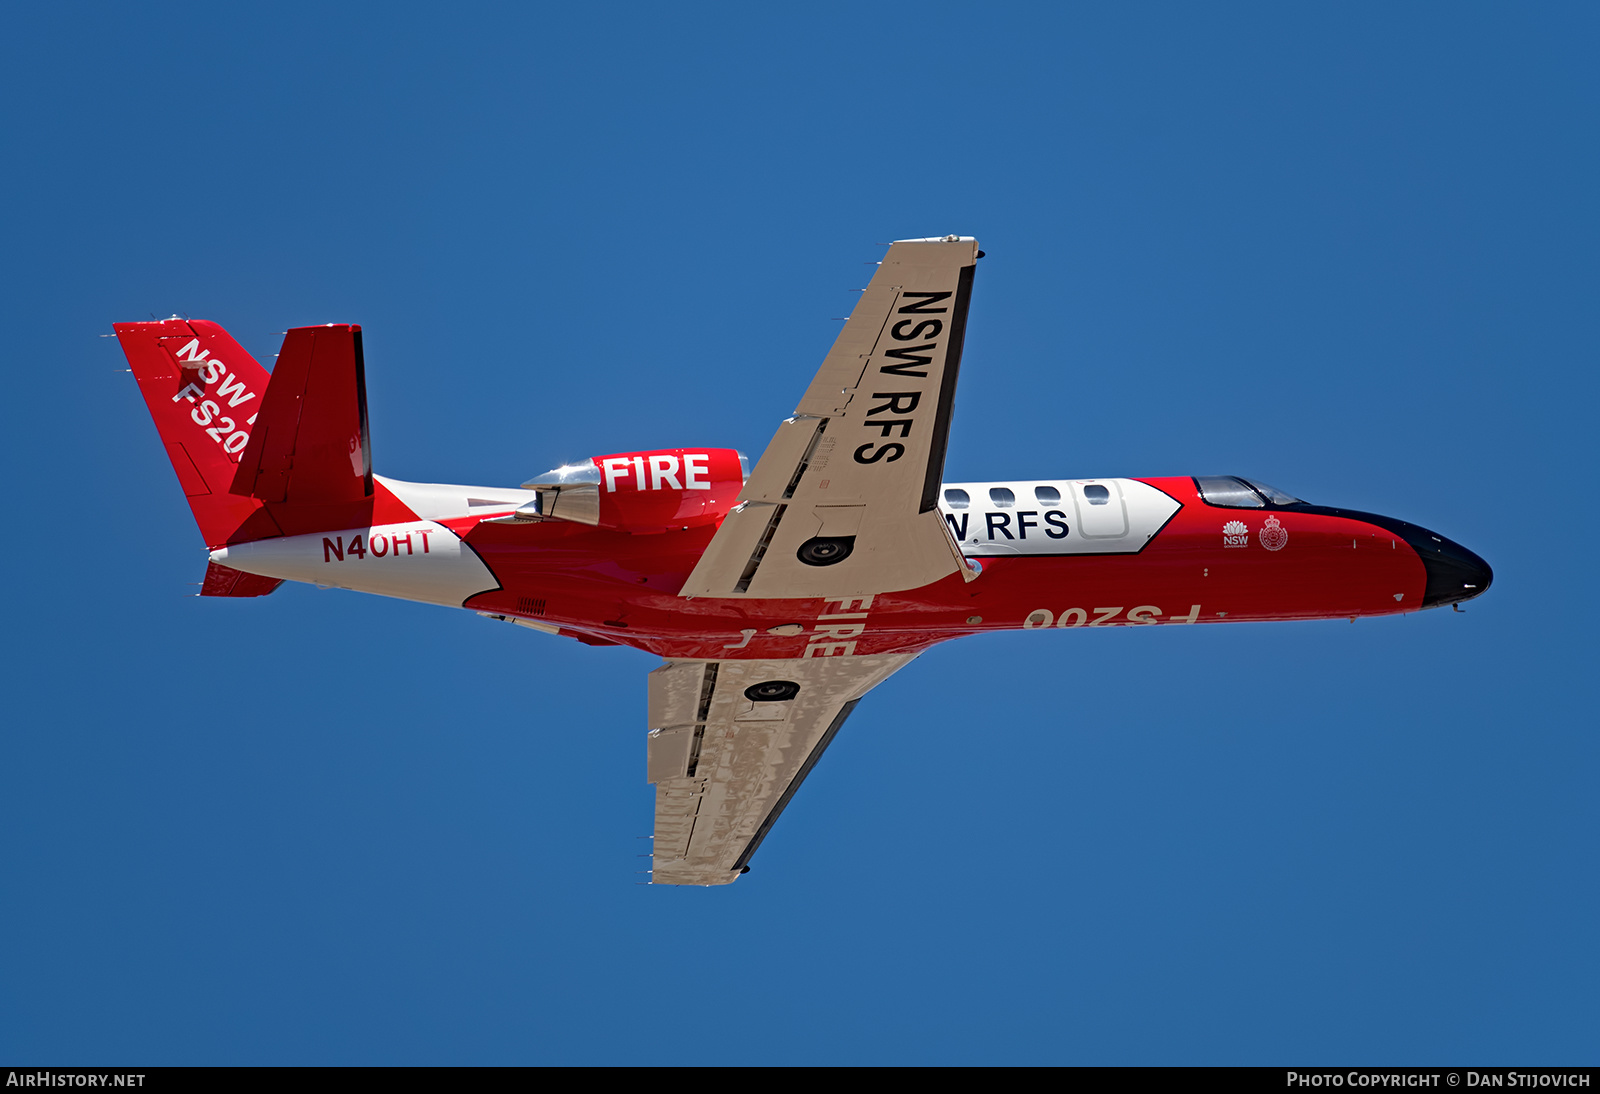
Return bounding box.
[509,448,748,534]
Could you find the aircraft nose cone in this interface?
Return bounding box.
[1412,529,1492,608]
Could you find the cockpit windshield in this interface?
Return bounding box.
[1194,476,1303,508]
[1241,478,1301,505]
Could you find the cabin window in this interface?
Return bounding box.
[1082,484,1111,505]
[1194,476,1266,508]
[989,487,1016,508]
[1034,486,1062,506]
[944,488,970,509]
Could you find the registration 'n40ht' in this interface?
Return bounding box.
[116,236,1492,886]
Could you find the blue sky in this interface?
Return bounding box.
[2,2,1595,1064]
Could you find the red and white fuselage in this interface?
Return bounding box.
[210,466,1487,659]
[116,235,1491,885]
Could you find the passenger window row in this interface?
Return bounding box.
[943,484,1099,509]
[945,478,1302,513]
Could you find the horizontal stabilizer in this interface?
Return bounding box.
[231,325,373,505]
[200,561,283,597]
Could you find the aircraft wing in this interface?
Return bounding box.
[679,236,982,599]
[646,652,919,885]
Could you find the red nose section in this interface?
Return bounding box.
[1292,503,1492,609]
[1409,530,1492,607]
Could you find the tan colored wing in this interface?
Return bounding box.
[646,653,919,885]
[679,237,982,600]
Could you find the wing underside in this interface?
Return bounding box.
[679,237,981,600]
[648,237,980,883]
[647,654,918,885]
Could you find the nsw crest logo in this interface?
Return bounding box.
[1259,515,1288,551]
[1223,520,1250,548]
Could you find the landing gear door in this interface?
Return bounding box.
[1071,479,1129,538]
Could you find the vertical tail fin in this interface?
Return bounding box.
[115,319,281,547]
[120,319,407,549]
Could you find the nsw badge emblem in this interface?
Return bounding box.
[1259,515,1288,551]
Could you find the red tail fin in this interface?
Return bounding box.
[116,319,281,547]
[121,319,417,548]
